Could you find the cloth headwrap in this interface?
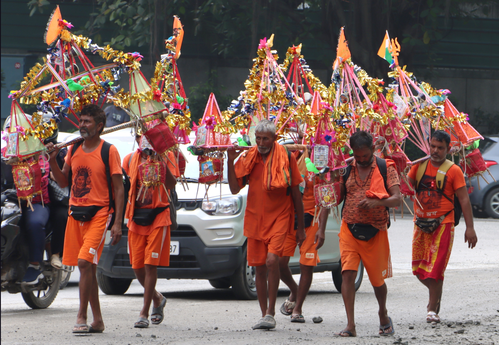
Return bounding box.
[235,142,291,191]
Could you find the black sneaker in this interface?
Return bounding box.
[21,267,44,285]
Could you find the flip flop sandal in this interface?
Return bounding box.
[426,311,440,323]
[335,329,356,337]
[151,296,167,325]
[88,326,104,333]
[134,317,150,328]
[279,299,296,316]
[290,314,305,323]
[379,316,395,336]
[72,324,90,333]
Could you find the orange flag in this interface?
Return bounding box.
[173,16,184,60]
[332,27,351,70]
[44,5,62,46]
[310,91,323,115]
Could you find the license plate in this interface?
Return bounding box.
[170,241,179,255]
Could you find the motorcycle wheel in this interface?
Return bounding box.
[59,266,73,290]
[22,269,62,309]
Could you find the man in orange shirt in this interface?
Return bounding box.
[228,119,305,330]
[336,131,401,337]
[48,104,124,334]
[123,134,177,328]
[407,130,477,323]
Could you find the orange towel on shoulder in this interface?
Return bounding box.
[235,142,291,191]
[365,159,395,200]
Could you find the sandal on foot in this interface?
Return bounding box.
[252,315,276,330]
[151,296,167,325]
[72,324,89,333]
[134,317,149,328]
[335,329,356,337]
[290,314,305,323]
[426,311,440,323]
[379,316,395,336]
[279,299,296,316]
[88,325,104,333]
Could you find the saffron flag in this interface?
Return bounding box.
[332,27,351,70]
[377,31,393,65]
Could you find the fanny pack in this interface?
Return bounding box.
[415,210,451,234]
[294,213,314,230]
[133,207,168,227]
[347,223,379,241]
[70,205,104,222]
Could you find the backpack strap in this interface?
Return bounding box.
[101,141,113,211]
[435,159,454,190]
[415,159,430,191]
[286,147,292,196]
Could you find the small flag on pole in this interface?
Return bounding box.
[377,31,393,65]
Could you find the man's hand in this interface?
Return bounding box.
[295,228,306,247]
[464,227,477,249]
[358,197,380,209]
[227,148,243,162]
[110,223,122,246]
[314,228,325,250]
[45,142,60,162]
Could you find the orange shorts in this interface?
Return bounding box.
[339,220,392,287]
[62,214,112,266]
[128,226,171,269]
[282,222,320,266]
[247,231,288,267]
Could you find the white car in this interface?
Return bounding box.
[64,128,363,299]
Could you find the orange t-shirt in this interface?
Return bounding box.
[237,152,303,241]
[408,161,465,223]
[302,174,316,215]
[341,158,399,231]
[65,139,122,217]
[124,150,178,235]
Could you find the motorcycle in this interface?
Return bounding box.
[1,189,70,309]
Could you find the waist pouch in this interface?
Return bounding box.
[70,205,103,222]
[133,207,168,227]
[415,211,450,234]
[294,213,314,230]
[347,223,379,241]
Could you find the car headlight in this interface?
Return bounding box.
[202,196,242,215]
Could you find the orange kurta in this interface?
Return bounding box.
[235,144,303,242]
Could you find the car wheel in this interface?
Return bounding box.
[96,270,132,295]
[484,187,499,219]
[230,246,257,300]
[332,261,364,293]
[209,278,231,289]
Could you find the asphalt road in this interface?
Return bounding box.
[1,217,498,345]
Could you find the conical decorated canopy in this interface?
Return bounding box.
[444,99,482,146]
[194,93,231,147]
[4,101,45,158]
[129,69,167,118]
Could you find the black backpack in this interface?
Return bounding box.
[341,156,391,228]
[68,141,130,229]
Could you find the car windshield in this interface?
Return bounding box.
[478,137,498,155]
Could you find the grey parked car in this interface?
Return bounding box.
[468,136,499,218]
[66,129,364,299]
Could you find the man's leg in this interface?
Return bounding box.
[418,276,443,313]
[266,252,280,316]
[278,256,298,303]
[134,266,163,317]
[340,270,357,336]
[255,265,268,317]
[373,283,392,334]
[292,264,314,316]
[76,259,103,329]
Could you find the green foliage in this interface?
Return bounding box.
[188,70,233,124]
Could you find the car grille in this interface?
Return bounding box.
[113,253,200,268]
[171,225,197,237]
[175,200,202,210]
